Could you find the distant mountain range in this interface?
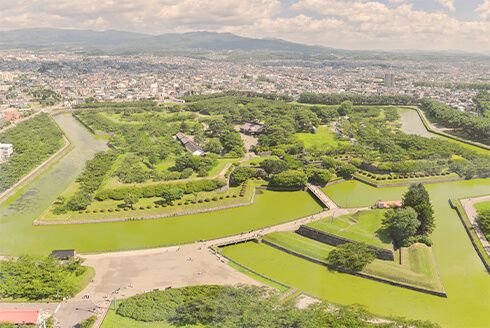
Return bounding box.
[0,28,326,53]
[0,28,487,60]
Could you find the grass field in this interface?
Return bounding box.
[260,232,442,292]
[475,200,490,212]
[295,125,341,150]
[306,210,392,250]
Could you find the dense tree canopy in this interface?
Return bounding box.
[116,285,439,328]
[0,256,88,300]
[0,114,64,193]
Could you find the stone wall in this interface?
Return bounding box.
[296,225,394,261]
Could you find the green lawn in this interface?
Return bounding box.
[306,210,392,250]
[475,200,490,212]
[295,125,341,150]
[260,232,442,292]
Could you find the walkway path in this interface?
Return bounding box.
[460,195,490,256]
[306,183,339,209]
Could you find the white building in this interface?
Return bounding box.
[0,143,13,162]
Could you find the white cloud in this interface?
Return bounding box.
[476,0,490,20]
[287,0,490,51]
[436,0,455,12]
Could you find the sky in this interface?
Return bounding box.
[1,0,490,52]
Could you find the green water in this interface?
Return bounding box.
[0,114,322,255]
[224,179,490,327]
[398,107,489,155]
[398,107,434,138]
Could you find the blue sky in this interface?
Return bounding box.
[0,0,489,52]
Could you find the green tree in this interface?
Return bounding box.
[402,184,435,235]
[327,243,375,272]
[204,138,224,154]
[270,170,308,188]
[384,207,420,246]
[337,100,353,116]
[260,159,289,175]
[307,168,333,185]
[337,163,357,179]
[477,209,490,240]
[124,193,139,209]
[230,167,255,186]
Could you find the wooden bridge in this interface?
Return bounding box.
[306,183,338,210]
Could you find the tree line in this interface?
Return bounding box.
[419,98,490,145]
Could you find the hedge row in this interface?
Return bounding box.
[95,179,226,201]
[357,170,452,181]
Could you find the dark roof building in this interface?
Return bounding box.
[175,132,205,156]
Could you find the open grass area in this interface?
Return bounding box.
[306,210,392,250]
[475,200,490,212]
[295,125,342,150]
[260,232,442,292]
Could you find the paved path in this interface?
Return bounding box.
[460,195,490,256]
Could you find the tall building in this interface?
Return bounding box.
[384,73,395,87]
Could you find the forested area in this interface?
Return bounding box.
[414,81,490,90]
[0,256,90,300]
[115,285,439,328]
[419,98,490,145]
[474,92,490,118]
[0,113,64,193]
[298,92,414,105]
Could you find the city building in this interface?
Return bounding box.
[0,143,14,162]
[0,309,43,327]
[2,108,21,122]
[374,200,403,209]
[384,73,395,87]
